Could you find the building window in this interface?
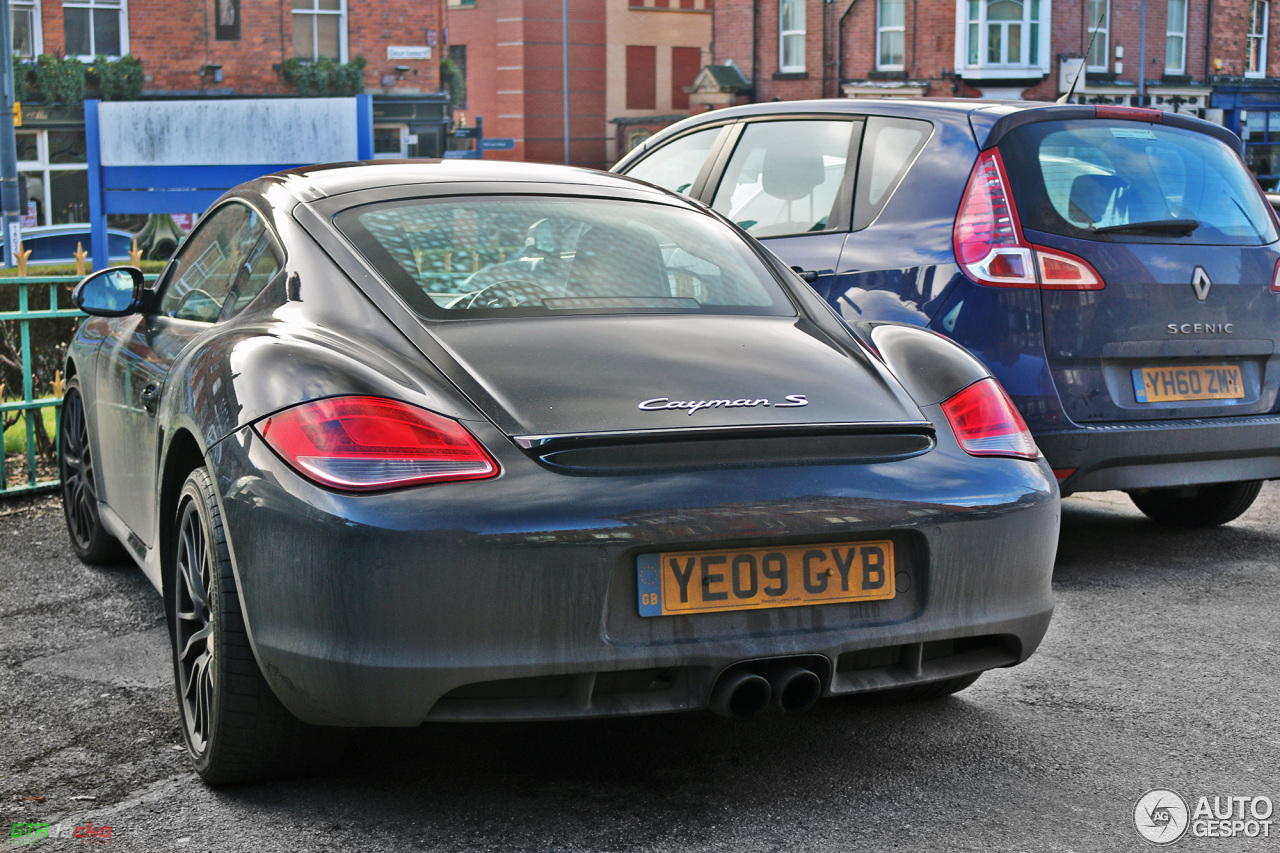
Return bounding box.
[1086,0,1110,70]
[626,45,657,109]
[447,45,467,109]
[446,0,475,6]
[292,0,347,62]
[1249,0,1269,78]
[63,0,125,59]
[878,0,905,70]
[17,129,90,227]
[779,0,806,73]
[11,1,41,59]
[1165,0,1186,74]
[671,46,701,110]
[964,0,1042,69]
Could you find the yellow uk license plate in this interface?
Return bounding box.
[1132,365,1244,403]
[636,540,895,617]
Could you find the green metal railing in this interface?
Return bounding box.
[1,275,83,497]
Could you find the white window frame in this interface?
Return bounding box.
[1165,0,1187,74]
[1248,0,1269,79]
[1086,0,1110,71]
[877,0,905,71]
[372,124,408,159]
[292,0,349,63]
[955,0,1050,79]
[62,0,128,60]
[779,0,806,73]
[11,0,43,59]
[16,129,90,227]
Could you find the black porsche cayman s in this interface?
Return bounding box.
[60,161,1058,783]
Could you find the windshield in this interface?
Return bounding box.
[335,196,794,319]
[1000,120,1279,246]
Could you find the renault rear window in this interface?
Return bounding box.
[1000,120,1279,246]
[335,196,794,319]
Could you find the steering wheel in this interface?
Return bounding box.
[464,279,557,308]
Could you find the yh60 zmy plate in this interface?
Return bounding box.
[1132,365,1244,403]
[637,541,895,617]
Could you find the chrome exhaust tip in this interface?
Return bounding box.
[763,664,822,714]
[708,669,772,720]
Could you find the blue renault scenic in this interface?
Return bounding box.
[615,100,1280,526]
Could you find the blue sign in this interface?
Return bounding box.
[442,150,480,159]
[453,126,480,139]
[480,138,515,151]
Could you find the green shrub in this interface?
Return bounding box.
[441,57,465,110]
[95,54,144,101]
[12,57,31,102]
[283,56,367,96]
[34,55,86,106]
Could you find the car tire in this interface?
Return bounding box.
[59,378,128,565]
[873,673,982,702]
[171,466,339,785]
[1127,480,1263,528]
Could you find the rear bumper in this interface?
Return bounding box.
[1036,413,1280,494]
[209,420,1058,727]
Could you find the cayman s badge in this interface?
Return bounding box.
[1191,267,1212,301]
[638,395,809,416]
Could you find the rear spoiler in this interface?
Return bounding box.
[972,104,1244,157]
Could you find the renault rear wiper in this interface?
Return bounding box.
[1091,218,1200,236]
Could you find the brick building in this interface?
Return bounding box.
[707,0,1280,184]
[444,0,711,170]
[710,0,1230,109]
[11,0,450,229]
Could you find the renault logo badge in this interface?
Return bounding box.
[1191,267,1212,301]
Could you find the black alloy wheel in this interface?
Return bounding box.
[171,467,338,784]
[174,488,216,758]
[59,379,127,564]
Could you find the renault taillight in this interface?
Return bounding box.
[954,150,1104,291]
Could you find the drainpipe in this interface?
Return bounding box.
[752,0,759,101]
[1204,0,1214,84]
[1138,0,1147,104]
[911,0,918,80]
[837,0,858,98]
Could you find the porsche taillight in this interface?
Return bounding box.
[256,396,498,491]
[940,378,1039,461]
[954,149,1104,291]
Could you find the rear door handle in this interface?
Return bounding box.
[790,266,819,284]
[140,384,160,416]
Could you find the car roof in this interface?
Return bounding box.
[22,224,133,236]
[256,159,673,204]
[615,98,1037,161]
[616,97,1244,166]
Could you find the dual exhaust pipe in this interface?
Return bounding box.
[708,661,824,719]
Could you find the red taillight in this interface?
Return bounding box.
[1272,258,1280,293]
[940,378,1039,461]
[256,396,498,491]
[1052,468,1077,482]
[954,150,1035,287]
[1036,246,1104,290]
[955,149,1104,291]
[1095,105,1163,123]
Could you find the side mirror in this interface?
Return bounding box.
[72,267,146,316]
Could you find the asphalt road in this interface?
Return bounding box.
[2,486,1278,852]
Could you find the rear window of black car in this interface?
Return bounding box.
[335,196,795,319]
[1000,120,1279,246]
